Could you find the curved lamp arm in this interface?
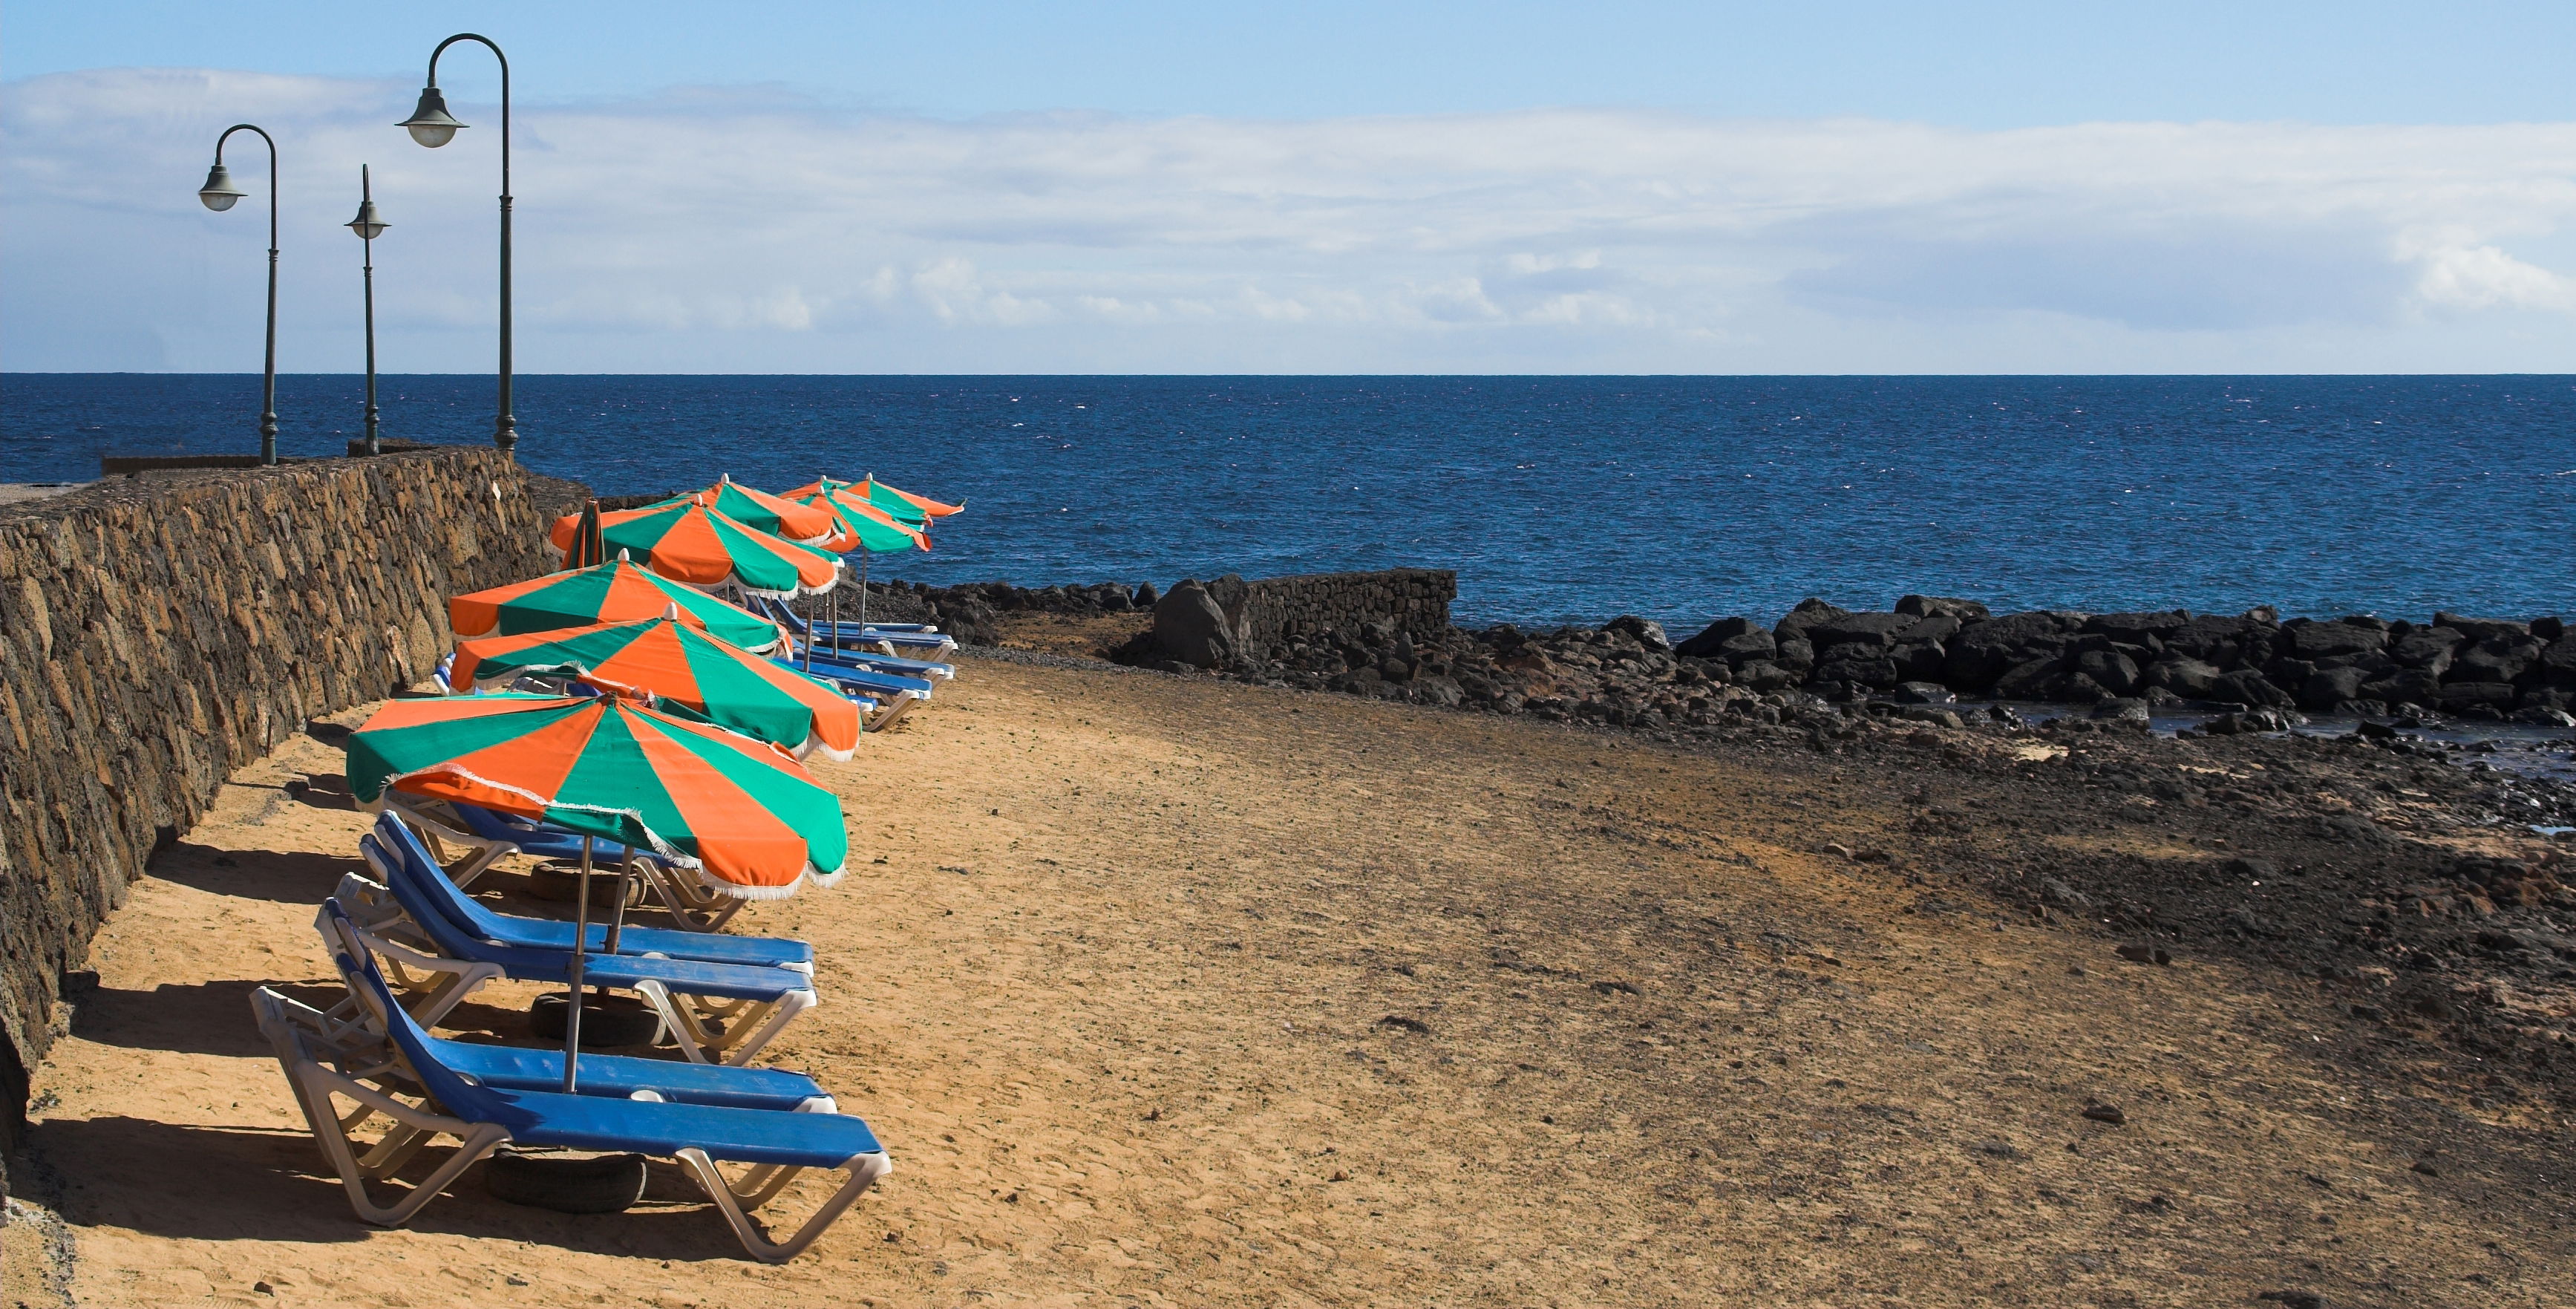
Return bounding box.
[407,33,517,457]
[206,123,282,464]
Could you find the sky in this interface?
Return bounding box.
[4,1,2573,374]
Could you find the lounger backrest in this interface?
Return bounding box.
[317,901,397,1031]
[360,832,496,961]
[376,813,529,941]
[341,941,513,1124]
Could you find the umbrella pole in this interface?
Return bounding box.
[563,835,592,1093]
[604,845,635,958]
[829,583,839,659]
[858,552,870,637]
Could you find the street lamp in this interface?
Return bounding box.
[347,166,390,456]
[197,124,281,466]
[399,33,517,460]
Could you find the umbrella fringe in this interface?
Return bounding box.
[374,763,702,869]
[691,859,849,901]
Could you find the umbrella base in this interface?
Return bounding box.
[483,1147,648,1213]
[529,992,662,1047]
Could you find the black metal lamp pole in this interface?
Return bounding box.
[399,34,516,460]
[346,166,391,456]
[196,124,281,466]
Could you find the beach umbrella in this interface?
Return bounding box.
[449,556,785,653]
[641,475,842,545]
[780,475,963,530]
[345,693,848,895]
[549,495,841,598]
[450,611,863,760]
[564,500,609,570]
[344,691,849,1089]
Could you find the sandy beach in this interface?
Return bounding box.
[10,642,2571,1308]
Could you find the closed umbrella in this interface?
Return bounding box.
[564,500,609,570]
[450,611,863,760]
[449,555,784,652]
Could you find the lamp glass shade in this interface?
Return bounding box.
[346,199,389,240]
[399,87,467,148]
[198,163,246,212]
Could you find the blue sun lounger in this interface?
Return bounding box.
[350,813,812,973]
[769,658,932,731]
[259,939,888,1261]
[756,598,958,659]
[390,797,749,932]
[341,829,817,1065]
[270,913,834,1114]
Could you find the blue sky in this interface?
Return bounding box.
[4,1,2573,373]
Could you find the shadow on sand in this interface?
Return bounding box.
[33,1115,771,1261]
[146,843,367,905]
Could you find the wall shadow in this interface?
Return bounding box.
[146,843,367,905]
[68,979,284,1058]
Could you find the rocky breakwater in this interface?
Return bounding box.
[1146,591,2575,734]
[1684,598,2575,726]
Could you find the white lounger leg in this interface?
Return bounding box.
[295,1062,513,1227]
[676,1148,892,1264]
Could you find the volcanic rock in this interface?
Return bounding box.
[1896,594,1991,621]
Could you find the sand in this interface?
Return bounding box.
[10,651,2570,1307]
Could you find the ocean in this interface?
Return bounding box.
[5,373,2570,630]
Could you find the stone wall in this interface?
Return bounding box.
[0,449,574,1179]
[1148,569,1455,667]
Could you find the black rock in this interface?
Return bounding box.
[1132,580,1160,608]
[1808,612,1915,649]
[2209,670,2292,708]
[1673,616,1756,658]
[1604,614,1670,651]
[1773,598,1852,643]
[1893,681,1955,705]
[1895,594,1991,621]
[2301,665,2368,711]
[1152,579,1236,670]
[1993,657,2065,702]
[2286,619,2389,659]
[2453,634,2542,685]
[2073,648,2140,695]
[2084,611,2189,644]
[2532,616,2565,641]
[2146,655,2223,698]
[2435,611,2529,642]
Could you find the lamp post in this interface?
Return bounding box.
[346,167,390,456]
[197,124,281,466]
[398,33,517,460]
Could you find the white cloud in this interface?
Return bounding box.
[2412,244,2576,314]
[4,68,2573,373]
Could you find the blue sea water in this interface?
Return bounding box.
[4,373,2570,630]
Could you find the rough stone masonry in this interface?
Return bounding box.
[0,449,581,1191]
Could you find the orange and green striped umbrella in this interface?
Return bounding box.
[345,693,849,898]
[795,484,931,555]
[451,615,862,760]
[549,495,841,598]
[642,476,843,545]
[781,476,962,530]
[449,558,784,651]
